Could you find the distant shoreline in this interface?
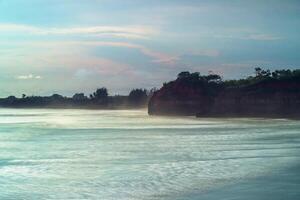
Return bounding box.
[2,68,300,120]
[0,88,151,110]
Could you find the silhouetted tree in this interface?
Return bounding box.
[177,71,191,79]
[272,69,293,80]
[72,93,86,101]
[254,67,271,79]
[293,69,300,77]
[92,87,108,100]
[148,87,158,97]
[190,72,200,80]
[255,67,262,77]
[129,89,148,105]
[206,74,222,83]
[51,94,64,100]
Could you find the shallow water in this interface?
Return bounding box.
[0,109,299,199]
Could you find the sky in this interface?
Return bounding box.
[0,0,300,97]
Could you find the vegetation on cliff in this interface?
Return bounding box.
[148,68,300,117]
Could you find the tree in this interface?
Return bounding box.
[254,67,271,80]
[72,93,86,101]
[177,71,191,79]
[190,72,200,80]
[92,87,108,100]
[255,67,262,77]
[51,94,64,100]
[272,69,292,80]
[129,89,148,105]
[261,69,271,77]
[206,74,222,83]
[148,87,158,97]
[90,87,108,103]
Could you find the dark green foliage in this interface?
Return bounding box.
[91,87,108,100]
[177,71,191,79]
[255,67,271,78]
[0,87,149,109]
[224,68,300,88]
[51,94,64,100]
[129,89,148,105]
[160,68,300,98]
[72,93,87,101]
[271,69,300,80]
[205,74,222,83]
[176,71,221,83]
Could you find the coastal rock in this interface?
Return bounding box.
[148,74,300,118]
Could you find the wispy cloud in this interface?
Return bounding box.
[246,34,282,41]
[0,23,157,39]
[139,48,179,65]
[16,74,42,80]
[213,29,282,41]
[66,41,180,65]
[187,50,220,57]
[7,40,180,65]
[1,39,221,68]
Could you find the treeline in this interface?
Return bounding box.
[171,68,300,89]
[224,68,300,87]
[0,88,156,109]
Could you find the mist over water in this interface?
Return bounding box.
[0,109,299,199]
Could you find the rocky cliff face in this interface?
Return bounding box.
[148,78,220,116]
[148,79,300,118]
[209,80,300,118]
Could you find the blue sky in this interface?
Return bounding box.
[0,0,299,97]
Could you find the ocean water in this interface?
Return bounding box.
[0,109,299,200]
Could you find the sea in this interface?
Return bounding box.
[0,109,299,199]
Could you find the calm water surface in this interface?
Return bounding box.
[0,109,299,199]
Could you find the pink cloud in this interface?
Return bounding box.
[0,23,157,40]
[20,40,180,65]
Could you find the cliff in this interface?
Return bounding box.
[148,78,219,115]
[209,79,300,118]
[148,71,300,118]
